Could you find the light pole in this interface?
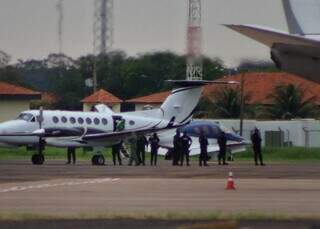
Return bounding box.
[239,71,245,136]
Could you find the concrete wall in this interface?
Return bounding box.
[0,100,30,122]
[208,119,320,148]
[83,103,121,113]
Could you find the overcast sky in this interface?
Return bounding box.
[0,0,288,67]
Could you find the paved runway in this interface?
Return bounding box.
[0,160,319,183]
[0,160,320,218]
[1,177,320,216]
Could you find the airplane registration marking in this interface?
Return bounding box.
[0,178,120,193]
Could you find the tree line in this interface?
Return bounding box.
[1,50,317,120]
[0,51,226,110]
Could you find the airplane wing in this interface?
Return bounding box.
[75,123,185,144]
[158,141,248,156]
[0,127,85,137]
[225,24,320,84]
[224,24,320,48]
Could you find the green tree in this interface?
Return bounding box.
[0,66,28,88]
[266,84,319,119]
[208,87,257,118]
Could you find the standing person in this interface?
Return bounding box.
[217,131,228,165]
[251,128,265,166]
[66,147,76,164]
[128,135,140,166]
[180,131,192,166]
[137,135,148,165]
[111,141,122,166]
[149,133,160,166]
[199,132,209,166]
[172,129,181,166]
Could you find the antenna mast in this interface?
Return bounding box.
[186,0,203,80]
[56,0,64,54]
[93,0,114,55]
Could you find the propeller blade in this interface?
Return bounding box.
[36,106,44,129]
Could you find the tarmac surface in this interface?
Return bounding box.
[1,160,320,228]
[0,160,319,183]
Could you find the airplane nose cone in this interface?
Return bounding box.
[0,120,29,134]
[0,121,13,134]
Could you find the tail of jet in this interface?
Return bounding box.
[128,80,237,126]
[282,0,320,36]
[160,86,202,125]
[156,80,237,125]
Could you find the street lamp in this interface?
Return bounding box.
[239,70,245,137]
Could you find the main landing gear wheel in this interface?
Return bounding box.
[31,154,45,165]
[91,155,105,166]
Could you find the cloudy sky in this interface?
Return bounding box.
[0,0,288,67]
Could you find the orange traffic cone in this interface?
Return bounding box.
[226,172,236,190]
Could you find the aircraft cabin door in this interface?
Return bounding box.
[112,115,125,132]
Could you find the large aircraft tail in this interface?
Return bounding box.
[282,0,320,35]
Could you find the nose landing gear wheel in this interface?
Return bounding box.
[91,154,105,166]
[31,154,45,165]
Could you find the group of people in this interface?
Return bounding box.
[66,128,265,166]
[112,133,160,166]
[172,130,193,166]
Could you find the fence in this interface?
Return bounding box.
[206,119,320,148]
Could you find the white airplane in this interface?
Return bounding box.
[0,80,237,165]
[225,0,320,84]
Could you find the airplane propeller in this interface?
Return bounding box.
[34,106,45,164]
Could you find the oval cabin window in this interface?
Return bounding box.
[102,118,108,125]
[86,118,92,125]
[70,117,76,124]
[61,116,67,123]
[78,117,84,124]
[94,118,100,125]
[53,116,59,123]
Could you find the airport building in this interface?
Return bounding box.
[203,72,320,105]
[0,81,41,122]
[126,91,170,111]
[81,89,123,112]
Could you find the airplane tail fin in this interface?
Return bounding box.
[160,86,202,125]
[128,80,238,126]
[282,0,320,35]
[160,80,238,125]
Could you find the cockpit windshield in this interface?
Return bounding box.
[16,113,35,122]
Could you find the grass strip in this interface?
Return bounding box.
[0,211,319,221]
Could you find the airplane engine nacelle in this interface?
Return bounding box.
[271,44,320,84]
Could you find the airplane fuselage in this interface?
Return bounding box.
[0,109,166,148]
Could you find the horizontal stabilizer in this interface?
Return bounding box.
[224,24,320,48]
[166,80,239,87]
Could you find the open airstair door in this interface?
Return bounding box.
[112,115,125,132]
